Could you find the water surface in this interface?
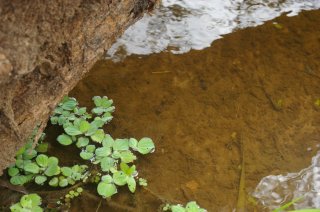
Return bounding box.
[107,0,320,60]
[71,9,320,211]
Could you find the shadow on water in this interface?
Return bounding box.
[69,9,320,211]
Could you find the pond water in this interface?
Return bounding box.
[69,1,320,210]
[2,1,320,212]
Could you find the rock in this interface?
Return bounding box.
[0,0,157,174]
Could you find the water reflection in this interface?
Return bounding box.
[107,0,320,60]
[253,151,320,210]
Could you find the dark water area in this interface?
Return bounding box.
[69,9,320,211]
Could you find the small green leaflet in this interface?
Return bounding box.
[57,134,73,145]
[100,157,114,172]
[97,182,117,198]
[113,139,129,151]
[76,137,89,148]
[113,171,127,186]
[61,167,72,177]
[49,177,59,187]
[79,120,90,133]
[120,151,137,163]
[127,176,136,193]
[64,126,82,136]
[137,138,155,154]
[36,154,48,167]
[95,146,111,157]
[80,151,94,160]
[8,167,19,177]
[91,129,105,143]
[24,163,40,174]
[61,97,77,110]
[35,175,47,185]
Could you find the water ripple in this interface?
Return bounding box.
[106,0,320,61]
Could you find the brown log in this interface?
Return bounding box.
[0,0,157,174]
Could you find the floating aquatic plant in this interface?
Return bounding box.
[10,194,42,212]
[163,201,206,212]
[50,96,155,198]
[7,96,206,212]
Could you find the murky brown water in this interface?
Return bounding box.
[69,9,320,211]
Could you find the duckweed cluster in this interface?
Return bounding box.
[7,96,206,212]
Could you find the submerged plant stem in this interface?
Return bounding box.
[236,136,246,212]
[95,199,102,212]
[0,179,28,194]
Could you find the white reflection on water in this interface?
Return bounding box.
[106,0,320,60]
[253,151,320,210]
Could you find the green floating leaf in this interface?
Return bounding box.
[20,195,32,208]
[76,137,89,148]
[79,120,90,133]
[57,134,73,145]
[80,151,94,160]
[102,135,114,148]
[35,175,47,185]
[101,175,113,184]
[35,143,48,153]
[10,203,23,211]
[93,96,102,107]
[44,157,60,176]
[171,205,186,212]
[48,156,59,166]
[138,178,148,187]
[113,171,127,186]
[102,112,113,122]
[129,138,138,150]
[100,157,115,172]
[95,147,111,157]
[64,126,82,136]
[27,193,42,207]
[61,97,77,110]
[91,129,105,143]
[77,187,84,193]
[86,145,96,153]
[91,118,105,128]
[49,177,59,187]
[127,176,136,193]
[111,151,121,159]
[78,107,87,115]
[97,182,117,198]
[137,138,155,154]
[92,107,104,114]
[61,167,72,177]
[71,172,81,181]
[101,98,113,108]
[113,139,129,151]
[36,154,49,167]
[120,162,136,176]
[23,149,37,160]
[44,165,60,177]
[59,178,68,187]
[10,175,28,185]
[120,151,137,163]
[15,159,24,169]
[8,167,19,177]
[24,163,40,174]
[186,201,203,212]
